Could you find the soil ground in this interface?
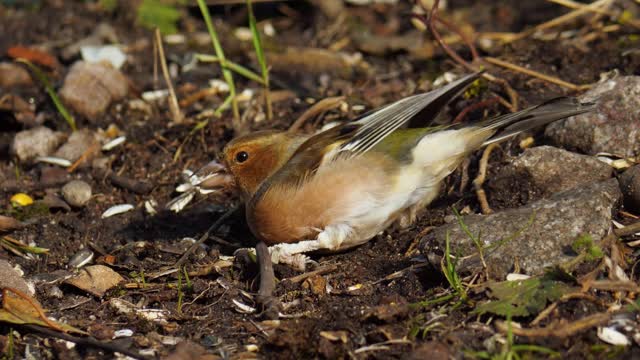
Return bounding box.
[0,0,639,359]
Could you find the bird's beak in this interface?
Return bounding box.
[191,160,235,191]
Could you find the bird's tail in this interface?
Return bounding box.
[479,97,596,146]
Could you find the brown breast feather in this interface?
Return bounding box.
[249,154,395,245]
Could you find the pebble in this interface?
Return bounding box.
[62,180,92,207]
[0,62,32,88]
[54,129,102,163]
[0,259,35,296]
[45,285,64,299]
[11,126,66,163]
[619,165,640,213]
[59,61,129,121]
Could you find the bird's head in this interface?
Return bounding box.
[217,130,308,199]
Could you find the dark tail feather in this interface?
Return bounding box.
[481,97,595,146]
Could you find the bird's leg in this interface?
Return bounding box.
[398,184,441,228]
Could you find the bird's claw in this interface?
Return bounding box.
[268,245,310,271]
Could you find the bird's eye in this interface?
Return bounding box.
[235,151,249,163]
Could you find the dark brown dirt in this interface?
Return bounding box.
[1,0,639,359]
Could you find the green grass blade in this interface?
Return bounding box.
[17,59,77,131]
[196,0,240,121]
[247,0,272,119]
[195,53,265,84]
[2,237,49,255]
[226,61,266,84]
[247,0,268,78]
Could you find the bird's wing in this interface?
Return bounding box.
[331,71,482,160]
[251,72,481,200]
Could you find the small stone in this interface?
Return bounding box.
[365,295,410,322]
[619,165,640,213]
[421,179,622,279]
[0,259,34,296]
[91,156,110,170]
[406,341,451,360]
[494,146,613,198]
[545,76,640,157]
[0,94,37,126]
[11,126,66,163]
[45,285,64,299]
[0,62,33,88]
[62,180,92,207]
[165,341,222,360]
[88,324,116,341]
[59,61,128,121]
[54,129,102,163]
[65,265,124,297]
[40,166,69,186]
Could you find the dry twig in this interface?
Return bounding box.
[484,57,592,91]
[154,29,184,124]
[284,264,339,284]
[531,292,606,326]
[509,0,618,42]
[21,324,152,360]
[415,0,519,111]
[173,205,240,269]
[288,96,345,133]
[473,143,499,215]
[496,312,610,338]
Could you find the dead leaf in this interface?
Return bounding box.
[65,265,124,297]
[0,287,86,335]
[0,215,24,232]
[8,46,59,69]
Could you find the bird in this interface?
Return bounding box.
[198,72,595,269]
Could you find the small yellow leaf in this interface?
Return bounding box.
[10,193,33,207]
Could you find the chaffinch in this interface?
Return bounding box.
[199,72,595,268]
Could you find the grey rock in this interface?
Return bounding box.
[421,179,621,280]
[507,146,612,196]
[62,180,92,207]
[54,129,102,163]
[619,165,640,213]
[0,259,34,296]
[59,61,128,121]
[11,126,67,162]
[545,76,640,157]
